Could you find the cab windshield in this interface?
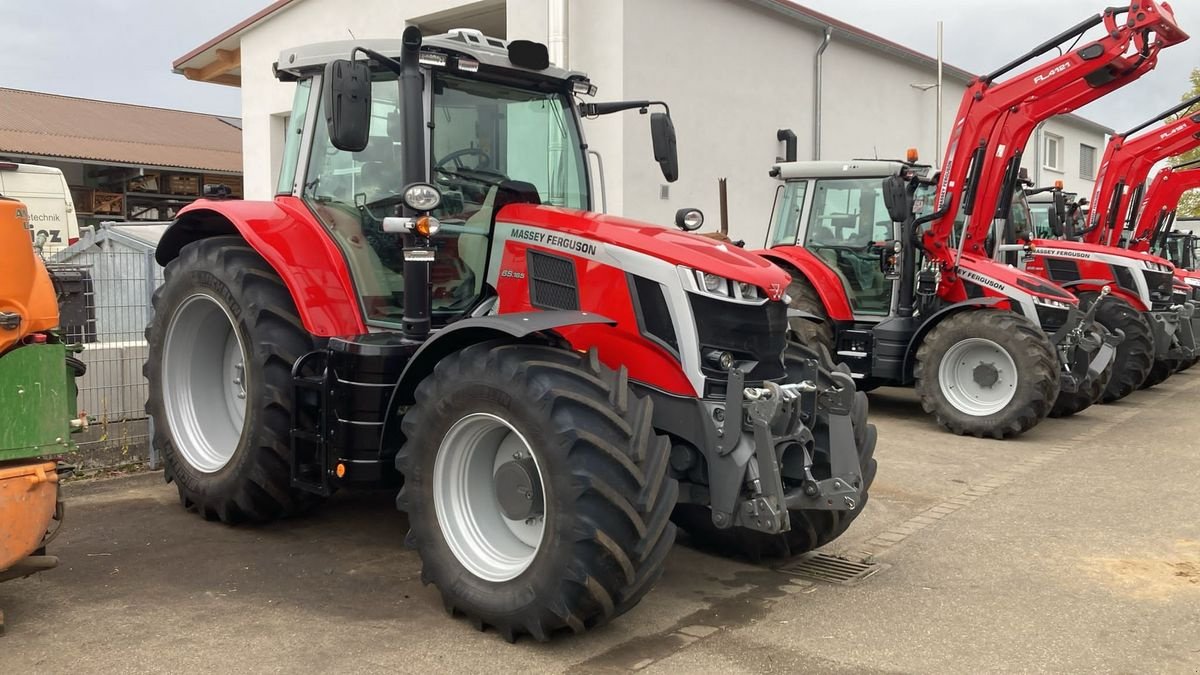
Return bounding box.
[302,69,589,326]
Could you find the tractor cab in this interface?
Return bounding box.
[1160,230,1199,270]
[1025,184,1085,240]
[274,30,674,329]
[766,160,930,318]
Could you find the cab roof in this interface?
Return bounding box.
[772,159,917,180]
[275,29,588,85]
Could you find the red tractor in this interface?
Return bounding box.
[143,29,875,641]
[754,2,1185,437]
[1017,94,1200,390]
[1126,160,1200,366]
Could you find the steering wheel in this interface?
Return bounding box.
[434,148,510,204]
[436,148,492,173]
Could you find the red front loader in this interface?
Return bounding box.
[143,28,875,641]
[1128,161,1200,366]
[755,2,1185,437]
[1019,94,1200,391]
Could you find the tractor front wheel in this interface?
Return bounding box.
[1079,294,1153,403]
[1142,358,1178,389]
[915,311,1058,439]
[396,342,676,642]
[145,237,319,523]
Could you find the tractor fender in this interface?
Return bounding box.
[390,309,616,400]
[155,197,366,337]
[904,298,1007,378]
[754,246,854,321]
[787,308,825,324]
[1057,278,1147,311]
[379,310,616,449]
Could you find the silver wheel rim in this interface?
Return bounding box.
[433,413,546,583]
[938,337,1018,416]
[162,293,248,473]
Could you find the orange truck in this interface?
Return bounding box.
[0,194,84,635]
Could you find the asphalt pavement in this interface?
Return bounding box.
[3,372,1198,673]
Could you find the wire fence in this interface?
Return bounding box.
[47,223,165,471]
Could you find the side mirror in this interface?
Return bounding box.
[1049,191,1067,237]
[323,59,372,152]
[882,175,910,223]
[650,112,679,183]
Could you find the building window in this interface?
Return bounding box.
[1079,143,1097,180]
[1044,133,1063,172]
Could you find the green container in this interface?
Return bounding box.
[0,342,77,462]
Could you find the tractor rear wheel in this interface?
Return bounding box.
[671,345,876,561]
[145,237,319,523]
[396,342,676,642]
[914,310,1058,439]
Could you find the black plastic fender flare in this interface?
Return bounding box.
[380,310,616,446]
[1056,278,1117,291]
[787,308,826,324]
[904,297,1006,378]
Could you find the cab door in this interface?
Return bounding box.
[803,178,895,316]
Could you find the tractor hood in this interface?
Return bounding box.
[499,204,791,295]
[957,252,1078,304]
[1031,238,1175,269]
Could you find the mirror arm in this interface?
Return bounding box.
[351,47,404,76]
[580,100,671,117]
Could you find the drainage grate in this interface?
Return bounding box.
[776,553,888,586]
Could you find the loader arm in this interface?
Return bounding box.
[1085,101,1200,247]
[925,1,1186,262]
[1129,163,1200,252]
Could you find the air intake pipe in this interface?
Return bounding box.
[777,128,798,163]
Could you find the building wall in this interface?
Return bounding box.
[1032,117,1108,199]
[620,0,820,244]
[232,0,1109,241]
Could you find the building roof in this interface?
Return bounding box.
[173,0,303,86]
[0,88,242,173]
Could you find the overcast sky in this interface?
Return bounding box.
[0,0,1197,129]
[0,0,260,116]
[801,0,1200,130]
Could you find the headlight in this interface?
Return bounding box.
[688,268,763,302]
[675,208,705,232]
[1032,295,1072,311]
[736,281,760,301]
[696,271,730,297]
[402,183,442,212]
[1185,277,1200,288]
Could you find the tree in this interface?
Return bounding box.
[1169,67,1200,218]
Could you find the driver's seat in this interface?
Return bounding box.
[459,181,544,296]
[359,161,403,204]
[459,187,498,296]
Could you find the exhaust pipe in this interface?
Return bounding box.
[777,128,797,163]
